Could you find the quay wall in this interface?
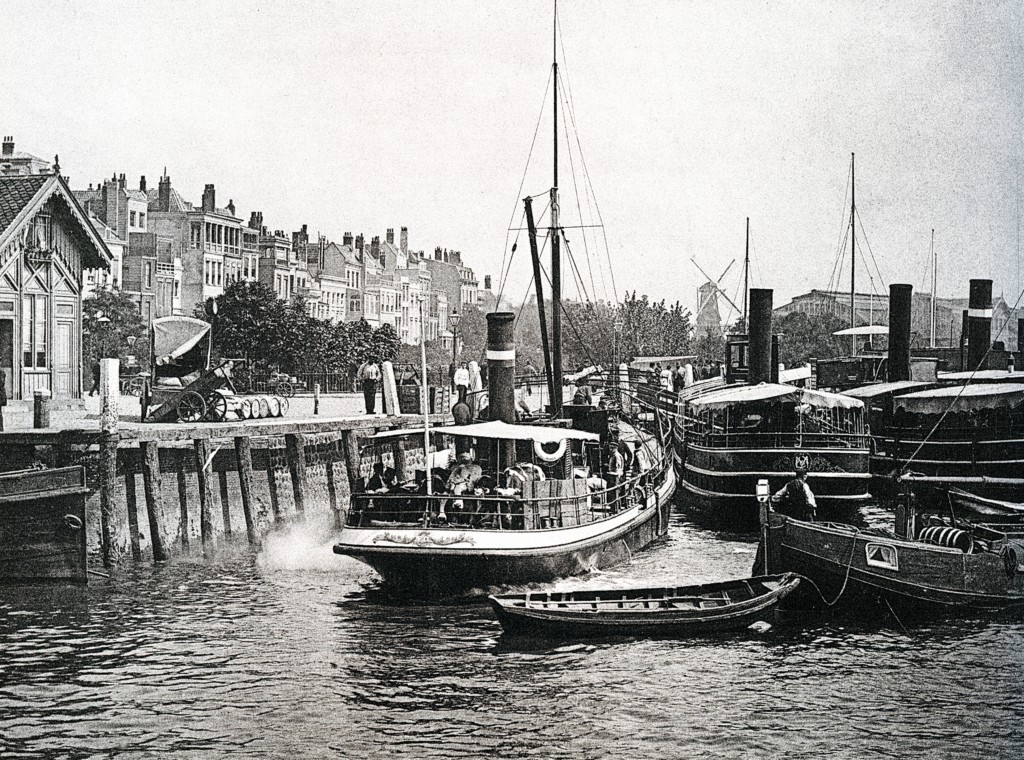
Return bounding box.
[2,416,445,565]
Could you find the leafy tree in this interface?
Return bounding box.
[83,289,148,371]
[199,281,290,370]
[369,322,400,365]
[776,311,848,367]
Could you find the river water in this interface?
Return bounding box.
[2,503,1023,759]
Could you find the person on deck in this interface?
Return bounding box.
[444,452,483,521]
[366,462,396,493]
[771,467,817,521]
[607,445,626,512]
[358,361,381,414]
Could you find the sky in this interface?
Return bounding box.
[3,0,1022,321]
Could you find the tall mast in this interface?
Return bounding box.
[743,217,749,332]
[929,228,936,347]
[550,0,563,411]
[850,153,856,354]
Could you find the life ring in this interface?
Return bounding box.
[64,514,83,531]
[534,439,568,463]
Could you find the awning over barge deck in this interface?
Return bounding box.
[367,420,601,444]
[686,383,863,412]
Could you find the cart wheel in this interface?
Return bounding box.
[177,391,206,423]
[276,381,294,398]
[128,377,146,397]
[205,392,228,422]
[279,396,289,416]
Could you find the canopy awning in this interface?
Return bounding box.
[843,380,933,399]
[937,370,1024,383]
[687,383,863,411]
[368,420,600,444]
[832,325,888,336]
[895,383,1024,414]
[152,317,210,362]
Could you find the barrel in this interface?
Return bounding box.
[918,525,973,553]
[257,396,271,418]
[268,396,281,417]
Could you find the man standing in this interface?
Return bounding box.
[771,467,817,521]
[607,444,625,512]
[358,360,381,414]
[453,362,470,396]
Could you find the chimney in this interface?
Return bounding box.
[967,279,993,371]
[139,175,147,192]
[343,231,353,247]
[202,184,216,213]
[386,228,394,245]
[887,284,913,381]
[400,226,408,254]
[1,136,13,156]
[435,246,442,261]
[355,234,364,254]
[484,275,492,290]
[748,288,773,385]
[227,199,236,217]
[158,174,171,212]
[370,235,381,261]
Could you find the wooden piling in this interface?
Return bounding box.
[99,358,119,568]
[124,466,142,561]
[285,433,307,516]
[176,469,190,550]
[341,429,362,496]
[193,439,216,556]
[218,470,231,535]
[140,441,167,562]
[233,436,258,546]
[265,449,281,520]
[325,451,341,528]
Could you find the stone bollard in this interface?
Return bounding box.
[314,382,320,415]
[33,388,51,429]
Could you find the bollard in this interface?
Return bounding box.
[99,358,119,568]
[33,388,51,429]
[314,382,320,415]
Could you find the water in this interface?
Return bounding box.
[2,511,1023,759]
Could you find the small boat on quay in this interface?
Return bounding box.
[755,494,1024,612]
[488,573,800,637]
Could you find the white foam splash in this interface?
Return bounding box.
[256,522,350,573]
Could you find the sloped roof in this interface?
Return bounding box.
[0,174,112,269]
[146,186,193,213]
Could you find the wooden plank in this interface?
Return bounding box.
[176,469,190,550]
[285,433,307,515]
[193,439,216,556]
[218,469,231,535]
[124,466,142,561]
[234,436,258,546]
[141,441,167,562]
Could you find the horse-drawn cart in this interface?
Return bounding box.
[142,317,289,423]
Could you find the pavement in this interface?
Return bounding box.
[1,392,376,431]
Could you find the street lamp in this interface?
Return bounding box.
[448,308,461,369]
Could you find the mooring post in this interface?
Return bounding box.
[33,388,51,429]
[124,462,142,561]
[233,436,258,546]
[193,438,216,557]
[176,469,190,550]
[285,433,307,516]
[99,358,119,568]
[325,450,341,527]
[340,428,362,504]
[140,441,167,561]
[314,382,320,416]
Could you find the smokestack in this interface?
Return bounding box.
[1018,318,1024,358]
[960,309,969,370]
[770,335,780,383]
[967,279,993,371]
[748,288,773,385]
[486,312,516,425]
[888,284,913,381]
[400,226,408,254]
[202,184,216,213]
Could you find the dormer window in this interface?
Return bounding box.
[29,213,51,251]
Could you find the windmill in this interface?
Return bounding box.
[691,258,742,340]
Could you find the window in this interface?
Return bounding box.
[22,295,46,368]
[144,262,153,289]
[138,212,145,228]
[865,543,898,571]
[130,211,137,227]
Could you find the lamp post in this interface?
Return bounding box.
[448,308,461,371]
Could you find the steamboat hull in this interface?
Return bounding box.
[758,514,1024,612]
[677,444,872,528]
[334,467,675,597]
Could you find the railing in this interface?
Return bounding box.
[682,427,869,450]
[346,457,670,531]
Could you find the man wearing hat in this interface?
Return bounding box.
[771,467,817,521]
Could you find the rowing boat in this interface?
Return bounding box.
[487,573,800,637]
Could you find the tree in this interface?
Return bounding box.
[83,289,148,371]
[370,323,400,365]
[776,311,848,367]
[200,281,290,369]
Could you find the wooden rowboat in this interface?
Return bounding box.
[487,573,800,637]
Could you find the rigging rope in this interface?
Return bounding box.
[856,208,888,293]
[557,73,599,302]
